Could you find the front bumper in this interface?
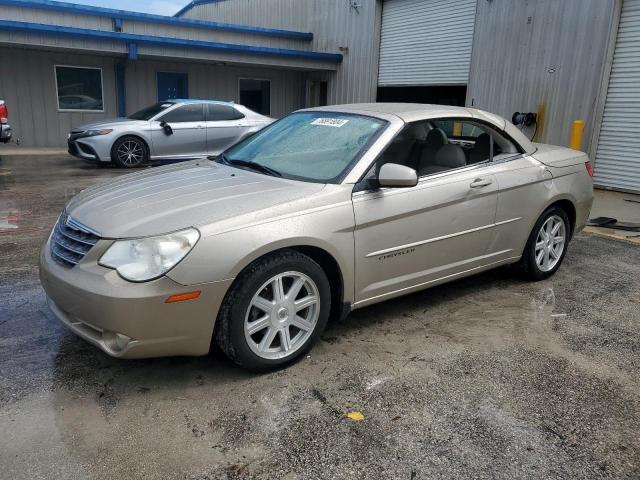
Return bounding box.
[39,238,232,358]
[0,123,12,143]
[67,134,112,162]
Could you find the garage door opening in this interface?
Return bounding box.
[377,85,467,106]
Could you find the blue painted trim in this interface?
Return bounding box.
[127,43,137,60]
[115,62,126,117]
[0,0,313,41]
[0,20,342,62]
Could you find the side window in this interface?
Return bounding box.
[363,118,520,186]
[374,121,430,171]
[206,104,245,121]
[160,104,204,123]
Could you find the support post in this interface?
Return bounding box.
[115,62,126,118]
[570,120,585,150]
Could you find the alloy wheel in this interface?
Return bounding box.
[116,139,144,166]
[535,214,566,272]
[244,271,320,360]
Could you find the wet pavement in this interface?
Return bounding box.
[1,155,639,480]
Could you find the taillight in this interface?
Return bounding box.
[0,103,7,124]
[585,161,594,178]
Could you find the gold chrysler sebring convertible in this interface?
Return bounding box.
[40,104,593,370]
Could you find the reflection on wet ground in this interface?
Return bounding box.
[1,155,639,479]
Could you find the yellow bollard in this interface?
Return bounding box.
[569,120,585,150]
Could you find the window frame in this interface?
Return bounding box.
[157,103,205,124]
[206,103,245,122]
[238,77,271,116]
[54,65,105,113]
[355,116,526,191]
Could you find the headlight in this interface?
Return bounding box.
[99,228,200,282]
[85,129,113,137]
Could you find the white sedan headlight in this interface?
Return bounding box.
[99,228,200,282]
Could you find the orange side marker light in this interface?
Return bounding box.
[165,291,201,303]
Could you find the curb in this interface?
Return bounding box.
[583,227,640,246]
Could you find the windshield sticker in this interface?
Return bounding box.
[311,118,349,128]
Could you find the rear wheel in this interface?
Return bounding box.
[215,250,331,371]
[517,206,570,280]
[111,136,148,168]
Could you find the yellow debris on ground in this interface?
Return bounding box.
[346,411,365,421]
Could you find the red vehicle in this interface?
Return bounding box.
[0,99,12,143]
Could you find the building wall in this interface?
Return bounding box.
[0,47,119,148]
[0,4,340,71]
[123,58,305,118]
[0,46,306,147]
[467,0,615,155]
[181,0,383,105]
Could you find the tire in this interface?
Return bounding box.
[215,250,331,371]
[517,206,571,281]
[111,136,148,168]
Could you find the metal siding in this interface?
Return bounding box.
[594,0,640,192]
[378,0,476,86]
[0,46,305,147]
[124,59,305,119]
[466,0,614,156]
[0,46,118,147]
[181,0,381,105]
[0,5,339,70]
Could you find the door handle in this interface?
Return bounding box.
[470,178,493,188]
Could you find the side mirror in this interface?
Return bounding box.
[377,163,418,188]
[160,121,173,136]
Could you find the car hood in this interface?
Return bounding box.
[74,118,148,131]
[65,161,326,238]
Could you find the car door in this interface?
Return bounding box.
[489,153,553,261]
[150,103,207,158]
[205,104,248,155]
[352,119,500,305]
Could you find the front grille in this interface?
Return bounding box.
[50,212,101,268]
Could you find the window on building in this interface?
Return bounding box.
[239,79,270,116]
[55,66,104,111]
[159,104,205,123]
[206,104,245,121]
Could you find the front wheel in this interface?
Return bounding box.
[111,136,148,168]
[517,206,570,280]
[215,250,331,371]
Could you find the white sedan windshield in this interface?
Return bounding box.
[221,112,387,183]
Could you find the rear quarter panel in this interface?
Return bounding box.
[490,148,593,259]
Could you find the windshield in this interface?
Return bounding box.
[128,102,175,120]
[218,111,387,183]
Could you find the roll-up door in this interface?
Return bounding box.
[594,0,640,192]
[378,0,477,87]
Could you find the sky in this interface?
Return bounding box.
[71,0,191,16]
